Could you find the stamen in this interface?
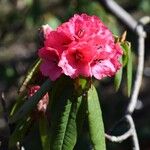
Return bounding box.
[75,50,83,61]
[77,29,85,38]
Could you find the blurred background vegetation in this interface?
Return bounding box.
[0,0,149,149]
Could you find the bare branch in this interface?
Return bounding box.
[126,115,140,150]
[105,114,139,148]
[105,129,132,143]
[101,0,137,31]
[127,25,146,114]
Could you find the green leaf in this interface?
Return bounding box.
[10,79,51,123]
[122,42,132,96]
[121,44,128,67]
[74,77,91,96]
[18,58,41,94]
[39,116,50,150]
[114,56,123,91]
[87,85,106,150]
[9,117,31,148]
[76,94,87,135]
[127,43,132,97]
[50,79,83,150]
[9,96,26,117]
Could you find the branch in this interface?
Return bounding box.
[101,0,137,31]
[127,24,146,114]
[105,128,132,142]
[126,115,140,150]
[105,114,139,148]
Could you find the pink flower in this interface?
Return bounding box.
[28,85,49,113]
[90,42,122,79]
[42,24,52,40]
[38,25,72,81]
[39,47,62,81]
[39,14,123,80]
[58,41,96,78]
[57,14,113,43]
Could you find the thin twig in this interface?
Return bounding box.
[127,16,150,113]
[101,0,138,31]
[105,129,132,143]
[126,115,140,150]
[127,25,146,114]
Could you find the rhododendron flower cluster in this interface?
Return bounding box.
[28,85,49,112]
[38,14,123,81]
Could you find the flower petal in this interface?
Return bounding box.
[40,61,62,81]
[91,60,116,80]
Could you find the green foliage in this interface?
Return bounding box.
[122,42,132,96]
[9,117,31,148]
[19,58,42,94]
[139,0,150,13]
[50,98,81,150]
[87,85,106,150]
[0,0,147,149]
[10,74,107,150]
[39,116,50,150]
[50,78,106,150]
[114,38,133,96]
[10,95,26,116]
[50,78,82,150]
[10,79,52,123]
[115,56,123,91]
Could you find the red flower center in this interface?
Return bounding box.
[77,29,85,38]
[74,50,84,62]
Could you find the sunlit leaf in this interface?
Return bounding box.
[87,85,106,150]
[50,78,83,150]
[114,56,123,91]
[18,58,41,95]
[121,44,128,67]
[127,43,132,97]
[10,96,26,117]
[74,77,91,96]
[122,42,132,96]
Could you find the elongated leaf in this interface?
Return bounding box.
[74,77,91,96]
[87,85,106,150]
[50,77,83,150]
[39,116,50,150]
[121,44,128,67]
[10,79,51,123]
[9,117,31,148]
[127,43,132,97]
[114,56,123,91]
[51,97,82,150]
[76,94,87,135]
[122,42,132,96]
[18,58,41,94]
[10,96,26,117]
